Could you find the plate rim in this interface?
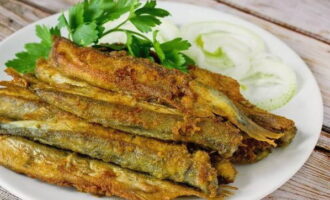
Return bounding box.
[0,1,324,200]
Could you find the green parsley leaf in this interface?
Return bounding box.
[72,22,99,46]
[97,0,135,24]
[182,53,195,66]
[6,0,193,74]
[5,25,59,73]
[58,13,70,30]
[152,31,165,61]
[127,33,153,58]
[152,31,194,71]
[163,52,185,67]
[68,2,85,31]
[59,0,137,46]
[83,0,109,22]
[160,38,191,52]
[135,0,169,17]
[130,0,169,33]
[50,26,61,36]
[36,25,53,46]
[130,15,161,33]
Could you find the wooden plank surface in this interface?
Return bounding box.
[0,0,48,40]
[217,0,330,44]
[19,0,71,14]
[264,149,330,200]
[0,0,329,200]
[318,131,330,151]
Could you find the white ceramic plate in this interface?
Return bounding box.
[0,1,323,200]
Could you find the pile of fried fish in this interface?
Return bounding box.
[0,37,296,200]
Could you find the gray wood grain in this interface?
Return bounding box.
[0,0,329,200]
[217,0,330,44]
[0,186,20,200]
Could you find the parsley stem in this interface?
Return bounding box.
[102,29,152,42]
[60,14,73,40]
[100,2,135,39]
[104,19,129,35]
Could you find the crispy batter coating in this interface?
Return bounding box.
[34,60,242,157]
[189,67,296,146]
[0,35,298,200]
[6,61,242,158]
[0,118,218,195]
[33,59,289,163]
[214,159,237,184]
[35,59,181,115]
[51,37,196,113]
[0,136,226,200]
[0,88,240,184]
[50,37,296,146]
[33,87,241,158]
[0,95,72,121]
[0,88,220,195]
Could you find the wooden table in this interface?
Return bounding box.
[0,0,329,199]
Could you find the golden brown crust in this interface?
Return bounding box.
[0,84,221,195]
[50,37,296,146]
[0,136,224,200]
[0,118,219,195]
[0,36,298,200]
[35,59,181,115]
[33,87,242,158]
[214,159,237,184]
[0,89,220,194]
[189,66,297,146]
[0,94,77,121]
[33,58,280,163]
[51,37,196,114]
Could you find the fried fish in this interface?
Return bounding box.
[189,67,297,146]
[0,136,228,200]
[0,89,222,195]
[31,60,293,163]
[33,86,242,158]
[0,85,236,194]
[0,117,219,195]
[49,37,296,146]
[4,66,243,158]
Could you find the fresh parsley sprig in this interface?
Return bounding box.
[5,25,60,73]
[58,0,135,45]
[130,0,170,33]
[5,0,194,73]
[58,0,169,46]
[152,31,193,72]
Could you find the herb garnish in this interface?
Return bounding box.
[6,0,193,73]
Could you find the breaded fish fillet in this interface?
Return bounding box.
[1,67,275,164]
[35,59,181,115]
[0,91,221,194]
[32,61,286,163]
[0,83,239,169]
[0,94,75,121]
[0,118,218,195]
[50,37,295,145]
[33,87,242,158]
[0,136,226,200]
[5,66,242,158]
[189,67,296,146]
